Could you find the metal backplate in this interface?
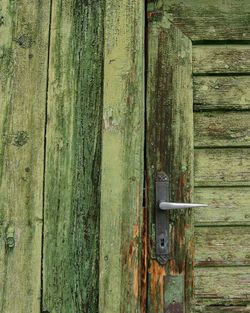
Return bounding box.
[155,172,169,264]
[164,275,184,313]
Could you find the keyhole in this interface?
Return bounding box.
[160,238,165,247]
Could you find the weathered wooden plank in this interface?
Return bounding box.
[152,0,250,40]
[43,2,104,313]
[194,76,250,110]
[146,19,193,313]
[0,1,50,312]
[194,111,250,147]
[195,306,250,313]
[194,187,250,226]
[193,45,250,74]
[99,1,144,313]
[195,148,250,186]
[194,267,250,306]
[194,226,250,266]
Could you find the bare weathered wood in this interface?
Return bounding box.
[99,1,145,312]
[152,0,250,40]
[194,267,250,306]
[148,2,250,312]
[0,1,50,312]
[194,226,250,266]
[194,112,250,147]
[195,148,250,186]
[196,306,250,313]
[194,187,250,226]
[193,45,250,74]
[146,18,193,312]
[43,2,104,312]
[194,76,250,110]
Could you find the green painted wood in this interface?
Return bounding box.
[99,1,145,312]
[153,0,250,40]
[195,148,250,186]
[194,226,250,266]
[0,1,50,312]
[194,111,250,147]
[197,306,250,313]
[194,187,250,226]
[146,16,193,313]
[193,45,250,74]
[148,2,250,313]
[43,1,104,312]
[194,76,250,110]
[164,275,184,312]
[194,267,250,306]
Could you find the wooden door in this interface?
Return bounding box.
[146,1,250,312]
[0,1,105,312]
[0,1,145,312]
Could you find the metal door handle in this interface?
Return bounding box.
[159,202,207,210]
[155,172,207,265]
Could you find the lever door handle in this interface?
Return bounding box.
[155,172,208,265]
[159,202,207,210]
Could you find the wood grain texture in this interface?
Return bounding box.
[194,76,250,110]
[161,0,250,40]
[194,111,250,147]
[194,267,250,306]
[99,1,144,312]
[146,18,193,312]
[194,226,250,266]
[43,1,104,313]
[0,1,50,312]
[194,187,250,226]
[195,148,250,186]
[196,306,250,313]
[193,45,250,74]
[147,2,250,312]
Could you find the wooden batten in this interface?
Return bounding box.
[43,1,104,312]
[193,45,250,74]
[99,1,145,312]
[194,187,250,226]
[194,226,250,266]
[194,267,250,306]
[0,1,50,312]
[194,76,250,110]
[194,148,250,186]
[194,111,250,147]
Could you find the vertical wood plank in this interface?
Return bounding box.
[43,1,104,312]
[146,18,193,313]
[99,1,145,312]
[0,1,50,312]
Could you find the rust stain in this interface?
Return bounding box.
[127,224,140,300]
[169,259,176,275]
[126,182,144,302]
[127,239,139,300]
[141,206,148,313]
[133,262,139,300]
[147,10,163,21]
[148,260,166,310]
[128,243,133,268]
[169,256,185,275]
[133,224,139,239]
[169,258,184,275]
[176,175,187,201]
